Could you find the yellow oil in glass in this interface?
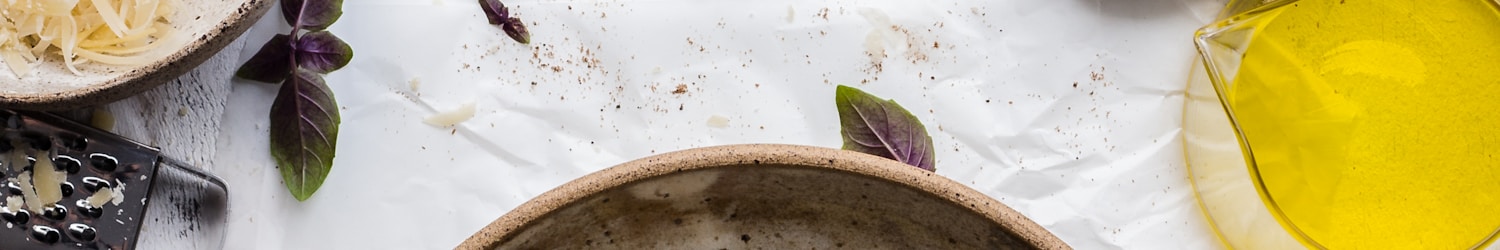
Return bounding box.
[1226,0,1500,249]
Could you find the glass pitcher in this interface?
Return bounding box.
[1187,0,1500,249]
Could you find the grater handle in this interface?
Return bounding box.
[135,157,229,250]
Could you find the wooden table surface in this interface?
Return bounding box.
[91,33,245,250]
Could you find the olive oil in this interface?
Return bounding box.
[1225,0,1500,248]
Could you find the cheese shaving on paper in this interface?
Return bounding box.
[424,101,477,127]
[706,115,729,128]
[0,0,181,78]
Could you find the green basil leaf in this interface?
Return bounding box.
[281,0,344,31]
[295,31,354,73]
[835,85,936,171]
[270,68,341,201]
[234,34,294,83]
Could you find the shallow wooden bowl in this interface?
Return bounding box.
[458,144,1070,250]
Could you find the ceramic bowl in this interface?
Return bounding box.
[0,0,274,110]
[457,144,1069,249]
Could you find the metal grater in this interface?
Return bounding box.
[0,110,228,249]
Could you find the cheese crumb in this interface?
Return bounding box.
[786,6,796,23]
[424,102,477,127]
[4,196,21,212]
[32,156,63,206]
[110,182,126,206]
[707,115,730,128]
[87,188,113,208]
[865,31,886,63]
[18,173,41,213]
[93,108,116,131]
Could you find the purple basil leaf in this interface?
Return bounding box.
[295,31,354,73]
[235,34,294,83]
[281,0,344,31]
[270,68,341,201]
[478,0,509,25]
[835,85,936,171]
[503,17,530,44]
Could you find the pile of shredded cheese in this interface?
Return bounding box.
[0,0,177,78]
[1,140,118,215]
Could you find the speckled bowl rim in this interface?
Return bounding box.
[0,0,274,111]
[456,144,1070,250]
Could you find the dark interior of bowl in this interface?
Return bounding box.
[496,165,1033,249]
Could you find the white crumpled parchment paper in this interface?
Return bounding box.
[209,0,1228,249]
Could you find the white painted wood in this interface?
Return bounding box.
[102,34,245,250]
[103,34,243,169]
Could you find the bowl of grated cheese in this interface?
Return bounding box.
[0,0,273,110]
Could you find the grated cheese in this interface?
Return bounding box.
[1,0,178,77]
[31,153,62,206]
[4,195,20,212]
[109,181,124,205]
[86,186,111,208]
[17,172,40,213]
